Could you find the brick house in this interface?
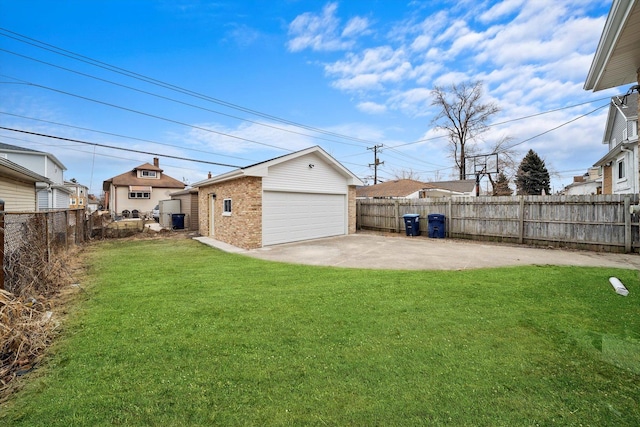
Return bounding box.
[193,146,363,250]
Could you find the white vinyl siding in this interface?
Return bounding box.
[263,153,348,194]
[0,178,36,212]
[263,192,346,246]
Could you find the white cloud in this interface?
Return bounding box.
[433,71,472,87]
[479,0,526,23]
[357,101,387,114]
[325,46,412,91]
[287,2,369,52]
[388,88,433,116]
[186,122,314,154]
[342,16,371,38]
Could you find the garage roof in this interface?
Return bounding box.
[584,0,640,91]
[193,146,363,187]
[0,157,51,184]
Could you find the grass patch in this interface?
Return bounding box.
[2,238,639,426]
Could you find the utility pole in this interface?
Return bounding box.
[368,144,384,184]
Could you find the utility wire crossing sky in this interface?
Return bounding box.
[0,1,628,194]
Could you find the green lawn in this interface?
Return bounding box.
[2,237,639,426]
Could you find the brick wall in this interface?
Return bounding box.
[348,185,357,234]
[198,176,263,249]
[602,165,612,194]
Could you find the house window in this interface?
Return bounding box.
[129,192,151,199]
[618,160,625,180]
[223,198,232,216]
[70,198,77,205]
[141,170,157,178]
[630,121,638,139]
[79,199,84,205]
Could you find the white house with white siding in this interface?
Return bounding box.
[193,146,363,249]
[0,143,73,210]
[0,157,52,212]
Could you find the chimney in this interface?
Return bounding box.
[208,171,212,179]
[153,157,159,167]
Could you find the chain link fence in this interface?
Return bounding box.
[1,208,88,294]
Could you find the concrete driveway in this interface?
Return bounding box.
[195,231,640,270]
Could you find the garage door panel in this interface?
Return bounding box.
[263,192,346,246]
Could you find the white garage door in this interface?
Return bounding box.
[263,191,346,246]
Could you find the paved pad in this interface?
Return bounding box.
[196,232,640,271]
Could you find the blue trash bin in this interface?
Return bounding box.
[428,214,445,238]
[402,214,420,236]
[171,213,185,230]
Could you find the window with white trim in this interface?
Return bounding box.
[630,121,638,139]
[618,159,625,180]
[141,170,157,178]
[70,198,77,205]
[79,199,84,205]
[223,198,232,216]
[129,192,151,199]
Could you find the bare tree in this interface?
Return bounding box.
[391,168,423,181]
[431,81,499,180]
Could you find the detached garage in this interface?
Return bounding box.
[194,146,363,250]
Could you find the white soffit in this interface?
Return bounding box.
[585,0,640,91]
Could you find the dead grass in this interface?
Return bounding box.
[0,249,84,402]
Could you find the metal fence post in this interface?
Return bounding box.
[0,199,4,289]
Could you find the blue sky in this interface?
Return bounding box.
[0,0,626,195]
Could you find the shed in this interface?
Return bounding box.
[170,187,199,231]
[193,146,363,250]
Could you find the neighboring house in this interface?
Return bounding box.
[356,179,477,199]
[86,194,100,213]
[563,167,602,195]
[356,179,428,199]
[103,157,185,219]
[419,180,477,198]
[592,93,639,194]
[170,187,199,231]
[0,157,51,212]
[193,146,363,250]
[65,179,89,209]
[0,142,73,210]
[584,0,640,193]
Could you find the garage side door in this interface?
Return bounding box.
[263,191,346,246]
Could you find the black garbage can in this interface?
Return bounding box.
[428,214,445,238]
[171,213,185,230]
[402,214,420,236]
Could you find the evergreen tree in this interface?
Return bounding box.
[492,172,512,196]
[515,149,551,195]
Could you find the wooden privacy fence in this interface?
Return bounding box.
[357,194,640,253]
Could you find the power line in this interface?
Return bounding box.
[0,132,222,174]
[496,103,609,153]
[0,111,254,162]
[388,97,613,149]
[0,28,380,146]
[0,126,243,168]
[1,74,294,153]
[0,48,366,148]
